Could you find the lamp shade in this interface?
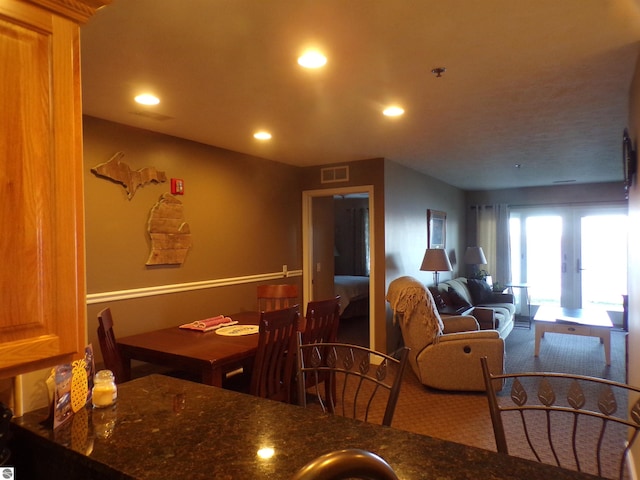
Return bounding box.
[464,246,487,265]
[420,248,453,272]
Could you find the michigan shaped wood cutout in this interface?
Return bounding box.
[146,193,192,265]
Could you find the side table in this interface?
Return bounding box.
[439,306,495,331]
[505,283,531,329]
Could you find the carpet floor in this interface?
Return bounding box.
[389,324,628,453]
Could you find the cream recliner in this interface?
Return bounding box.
[387,276,504,391]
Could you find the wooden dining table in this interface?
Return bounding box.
[116,311,260,387]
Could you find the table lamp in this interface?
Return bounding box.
[464,246,487,278]
[420,248,452,286]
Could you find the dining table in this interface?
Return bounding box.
[116,311,260,387]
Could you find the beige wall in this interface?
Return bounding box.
[627,50,640,476]
[83,116,303,358]
[465,182,625,207]
[383,159,467,351]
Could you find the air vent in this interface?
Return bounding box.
[321,166,349,184]
[130,110,174,121]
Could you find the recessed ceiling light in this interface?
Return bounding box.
[254,131,272,140]
[134,93,160,105]
[297,50,327,69]
[383,106,404,117]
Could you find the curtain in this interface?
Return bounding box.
[352,207,370,276]
[471,204,511,287]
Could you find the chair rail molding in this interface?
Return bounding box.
[86,268,303,304]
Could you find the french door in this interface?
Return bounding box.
[510,205,627,311]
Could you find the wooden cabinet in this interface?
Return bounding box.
[0,0,109,378]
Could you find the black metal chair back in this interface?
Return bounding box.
[481,356,640,480]
[297,335,409,427]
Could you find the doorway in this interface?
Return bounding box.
[302,185,375,347]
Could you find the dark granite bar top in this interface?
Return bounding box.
[10,374,598,479]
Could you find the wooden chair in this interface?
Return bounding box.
[97,307,129,384]
[257,284,298,312]
[296,336,409,426]
[250,305,300,403]
[298,296,341,403]
[480,356,640,480]
[302,296,341,345]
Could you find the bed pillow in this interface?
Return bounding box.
[467,278,494,305]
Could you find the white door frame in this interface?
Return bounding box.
[302,185,375,347]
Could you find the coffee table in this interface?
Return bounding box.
[533,305,613,365]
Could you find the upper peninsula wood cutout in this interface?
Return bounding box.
[91,151,167,199]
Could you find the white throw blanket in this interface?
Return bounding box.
[386,276,443,341]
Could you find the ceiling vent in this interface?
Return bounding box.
[321,166,349,184]
[130,110,174,121]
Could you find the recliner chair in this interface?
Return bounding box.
[386,276,504,391]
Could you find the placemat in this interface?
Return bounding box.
[215,325,259,336]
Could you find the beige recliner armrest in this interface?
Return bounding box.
[434,329,500,343]
[441,315,479,333]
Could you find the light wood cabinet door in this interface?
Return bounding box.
[0,0,107,378]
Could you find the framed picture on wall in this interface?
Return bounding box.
[427,210,446,248]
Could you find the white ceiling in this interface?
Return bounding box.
[80,0,640,191]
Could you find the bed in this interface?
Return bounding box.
[334,275,370,318]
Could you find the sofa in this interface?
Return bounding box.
[431,277,515,339]
[387,276,504,392]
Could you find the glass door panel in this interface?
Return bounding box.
[510,206,627,318]
[580,214,627,311]
[525,215,562,306]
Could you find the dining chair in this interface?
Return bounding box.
[480,356,640,480]
[98,308,199,385]
[97,307,129,384]
[250,305,300,403]
[296,335,409,427]
[297,296,341,402]
[302,296,341,344]
[257,284,299,312]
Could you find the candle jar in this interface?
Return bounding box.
[92,370,117,408]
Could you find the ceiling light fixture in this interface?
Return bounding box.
[134,93,160,105]
[254,131,272,140]
[431,67,446,78]
[297,50,327,69]
[383,106,404,117]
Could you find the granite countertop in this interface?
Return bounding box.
[10,374,599,480]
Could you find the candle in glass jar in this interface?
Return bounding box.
[92,370,117,408]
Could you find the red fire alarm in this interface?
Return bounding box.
[171,178,184,195]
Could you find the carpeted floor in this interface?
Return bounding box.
[389,324,628,452]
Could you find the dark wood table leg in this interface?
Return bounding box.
[202,368,223,387]
[120,355,132,383]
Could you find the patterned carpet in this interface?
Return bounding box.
[389,323,628,453]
